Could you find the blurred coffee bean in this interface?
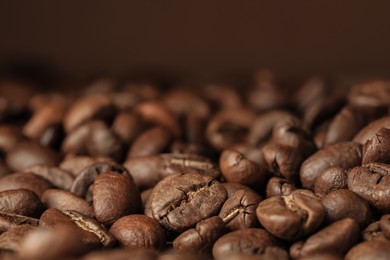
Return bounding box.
[219,189,262,231]
[222,182,257,197]
[300,142,362,189]
[22,165,74,190]
[0,172,53,197]
[0,211,39,232]
[59,155,115,177]
[265,177,296,198]
[0,189,43,217]
[348,80,390,107]
[111,111,143,145]
[380,214,390,239]
[83,248,158,260]
[173,216,226,253]
[0,225,36,252]
[147,173,227,233]
[201,84,242,109]
[128,127,172,158]
[363,221,386,241]
[314,167,348,196]
[110,214,166,250]
[345,240,390,260]
[0,126,22,153]
[256,189,325,240]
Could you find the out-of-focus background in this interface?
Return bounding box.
[1,0,390,85]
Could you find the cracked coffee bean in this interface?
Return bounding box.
[265,177,296,198]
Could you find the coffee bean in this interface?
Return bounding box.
[0,225,35,252]
[111,111,143,145]
[300,142,362,189]
[0,172,53,197]
[0,189,43,217]
[348,80,390,108]
[353,116,390,144]
[22,165,74,190]
[362,221,386,241]
[148,173,227,232]
[83,248,158,260]
[362,127,390,164]
[314,167,348,195]
[290,218,360,258]
[173,216,226,253]
[265,177,296,198]
[222,182,257,197]
[0,211,39,232]
[110,214,166,250]
[256,189,325,240]
[379,214,390,239]
[0,125,22,153]
[61,122,91,155]
[348,163,390,212]
[201,83,242,110]
[220,149,266,187]
[141,188,154,209]
[128,127,172,158]
[59,155,116,177]
[212,228,282,259]
[297,253,343,260]
[41,189,93,217]
[219,189,262,231]
[345,240,390,260]
[321,189,372,228]
[93,172,141,226]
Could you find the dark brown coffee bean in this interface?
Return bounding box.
[300,142,362,189]
[0,225,35,252]
[220,149,266,187]
[229,143,265,166]
[222,182,257,197]
[83,248,158,260]
[206,109,255,151]
[110,214,166,250]
[111,111,143,145]
[297,253,344,260]
[0,211,39,232]
[93,172,141,226]
[362,221,386,241]
[380,214,390,239]
[348,80,390,107]
[321,189,372,228]
[265,177,296,198]
[314,167,348,195]
[262,143,303,183]
[135,101,181,137]
[124,156,161,190]
[353,116,390,144]
[201,83,242,109]
[141,188,153,209]
[173,216,226,253]
[70,162,129,198]
[348,163,390,212]
[61,122,91,155]
[59,155,116,177]
[38,123,64,148]
[212,228,282,259]
[159,250,212,260]
[0,125,22,152]
[128,127,172,158]
[0,189,43,217]
[362,127,390,164]
[0,172,53,197]
[345,240,390,260]
[22,165,74,190]
[290,218,360,259]
[5,142,60,172]
[219,190,262,231]
[256,189,325,240]
[148,173,227,233]
[41,189,93,217]
[64,94,115,133]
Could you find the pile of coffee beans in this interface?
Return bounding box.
[0,71,390,259]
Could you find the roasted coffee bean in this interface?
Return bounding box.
[159,250,212,260]
[353,116,390,144]
[380,214,390,239]
[38,123,64,148]
[256,189,325,240]
[362,221,386,241]
[0,225,35,252]
[314,167,348,195]
[123,156,161,190]
[141,188,154,209]
[111,111,143,145]
[300,142,362,189]
[345,240,390,260]
[265,177,296,198]
[135,101,181,137]
[41,189,93,217]
[230,143,265,166]
[0,125,22,152]
[348,163,390,212]
[290,218,360,259]
[348,80,390,108]
[40,208,115,248]
[128,127,172,158]
[297,253,343,260]
[220,149,266,187]
[63,94,116,133]
[5,142,60,172]
[212,228,282,259]
[321,189,372,228]
[201,83,242,109]
[219,189,262,231]
[71,162,129,198]
[173,216,226,253]
[147,173,227,232]
[61,122,91,155]
[262,143,303,183]
[110,214,166,250]
[206,109,255,151]
[59,155,116,177]
[83,248,158,260]
[362,127,390,164]
[22,165,74,190]
[222,182,257,197]
[0,211,39,232]
[0,189,43,217]
[0,172,53,197]
[93,172,141,226]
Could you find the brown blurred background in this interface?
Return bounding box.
[1,0,390,84]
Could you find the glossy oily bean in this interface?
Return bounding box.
[173,216,226,253]
[219,189,262,231]
[348,163,390,212]
[362,127,390,164]
[265,177,296,198]
[321,189,372,228]
[290,218,360,259]
[0,172,53,197]
[256,189,325,240]
[353,116,390,144]
[0,189,43,217]
[345,240,390,260]
[148,173,227,232]
[110,214,166,250]
[314,167,348,195]
[300,142,362,189]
